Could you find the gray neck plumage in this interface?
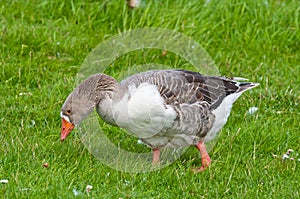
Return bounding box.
[79,74,117,104]
[68,74,118,125]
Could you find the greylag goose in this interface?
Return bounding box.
[60,69,259,172]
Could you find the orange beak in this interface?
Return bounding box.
[60,118,75,141]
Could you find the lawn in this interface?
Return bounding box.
[1,0,299,198]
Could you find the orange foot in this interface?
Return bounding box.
[191,140,212,173]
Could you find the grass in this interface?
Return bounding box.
[1,0,299,198]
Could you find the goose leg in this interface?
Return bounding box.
[193,140,211,172]
[152,148,160,165]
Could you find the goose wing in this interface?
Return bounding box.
[121,69,240,109]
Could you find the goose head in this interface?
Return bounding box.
[60,74,117,141]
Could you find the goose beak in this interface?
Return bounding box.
[60,118,75,141]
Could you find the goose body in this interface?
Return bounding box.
[60,69,258,171]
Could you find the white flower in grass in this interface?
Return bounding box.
[247,107,259,114]
[86,185,93,193]
[0,179,8,183]
[128,0,140,8]
[72,189,79,196]
[282,154,289,160]
[286,149,294,155]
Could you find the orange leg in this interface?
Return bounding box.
[193,140,211,172]
[152,148,160,165]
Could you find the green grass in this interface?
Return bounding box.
[1,0,299,198]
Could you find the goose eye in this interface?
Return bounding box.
[66,110,72,115]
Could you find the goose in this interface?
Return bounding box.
[60,69,259,172]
